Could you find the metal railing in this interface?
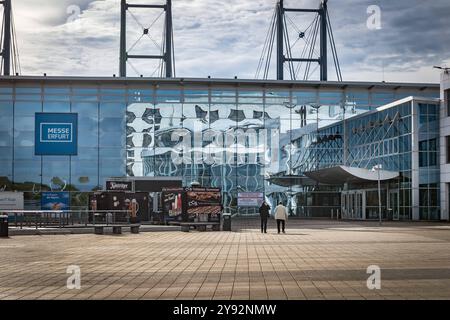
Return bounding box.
[0,210,131,229]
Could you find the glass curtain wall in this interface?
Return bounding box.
[0,81,440,214]
[418,102,440,220]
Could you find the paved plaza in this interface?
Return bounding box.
[1,219,450,300]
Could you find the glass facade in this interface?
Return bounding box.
[418,103,440,220]
[0,78,440,217]
[446,89,450,116]
[289,99,440,220]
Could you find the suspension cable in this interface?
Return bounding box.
[160,18,165,77]
[263,8,277,79]
[128,34,145,53]
[127,59,141,76]
[128,10,162,51]
[304,15,320,80]
[283,15,295,80]
[255,2,341,81]
[146,10,164,30]
[327,23,340,81]
[171,20,176,77]
[0,11,4,75]
[326,9,342,81]
[295,14,319,79]
[256,8,276,79]
[11,8,21,74]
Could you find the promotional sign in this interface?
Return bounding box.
[106,180,134,191]
[162,188,184,218]
[238,192,264,207]
[162,187,222,221]
[0,192,24,211]
[186,188,222,218]
[35,113,78,155]
[41,192,70,211]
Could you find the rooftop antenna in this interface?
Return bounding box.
[1,0,20,75]
[434,66,450,74]
[256,0,342,81]
[119,0,174,77]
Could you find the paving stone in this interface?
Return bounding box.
[1,219,450,300]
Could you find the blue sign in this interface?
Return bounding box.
[41,192,70,211]
[35,113,78,155]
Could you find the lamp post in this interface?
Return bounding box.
[310,104,321,170]
[372,164,382,226]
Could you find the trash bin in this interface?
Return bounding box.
[0,215,9,238]
[222,213,231,231]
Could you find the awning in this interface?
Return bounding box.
[304,165,399,185]
[266,175,316,187]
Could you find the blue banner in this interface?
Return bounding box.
[41,192,70,211]
[35,113,78,155]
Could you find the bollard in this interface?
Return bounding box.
[0,215,8,237]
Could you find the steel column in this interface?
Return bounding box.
[119,0,173,78]
[165,0,172,77]
[1,0,11,75]
[276,0,284,80]
[319,0,328,81]
[119,0,127,77]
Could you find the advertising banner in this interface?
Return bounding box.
[162,188,184,218]
[0,192,24,211]
[35,113,78,155]
[162,187,222,221]
[186,188,221,218]
[237,192,264,207]
[41,192,70,211]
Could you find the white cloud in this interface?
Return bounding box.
[7,0,450,82]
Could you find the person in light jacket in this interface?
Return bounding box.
[274,201,288,234]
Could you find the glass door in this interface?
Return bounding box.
[341,191,365,220]
[341,193,347,218]
[355,192,363,219]
[389,190,399,220]
[348,192,355,219]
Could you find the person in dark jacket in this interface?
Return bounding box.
[259,201,271,233]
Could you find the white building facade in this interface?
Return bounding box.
[439,71,450,220]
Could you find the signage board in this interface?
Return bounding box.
[0,192,24,211]
[237,192,264,207]
[186,188,222,217]
[106,180,134,191]
[41,192,70,211]
[35,113,78,155]
[161,187,222,221]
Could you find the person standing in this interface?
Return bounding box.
[274,201,288,234]
[259,201,271,233]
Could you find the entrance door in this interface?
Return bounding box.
[355,192,363,219]
[341,191,364,220]
[389,190,399,220]
[341,193,347,218]
[348,193,354,218]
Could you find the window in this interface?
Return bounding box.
[447,89,450,116]
[447,136,450,164]
[419,138,437,167]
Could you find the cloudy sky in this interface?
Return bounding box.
[6,0,450,82]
